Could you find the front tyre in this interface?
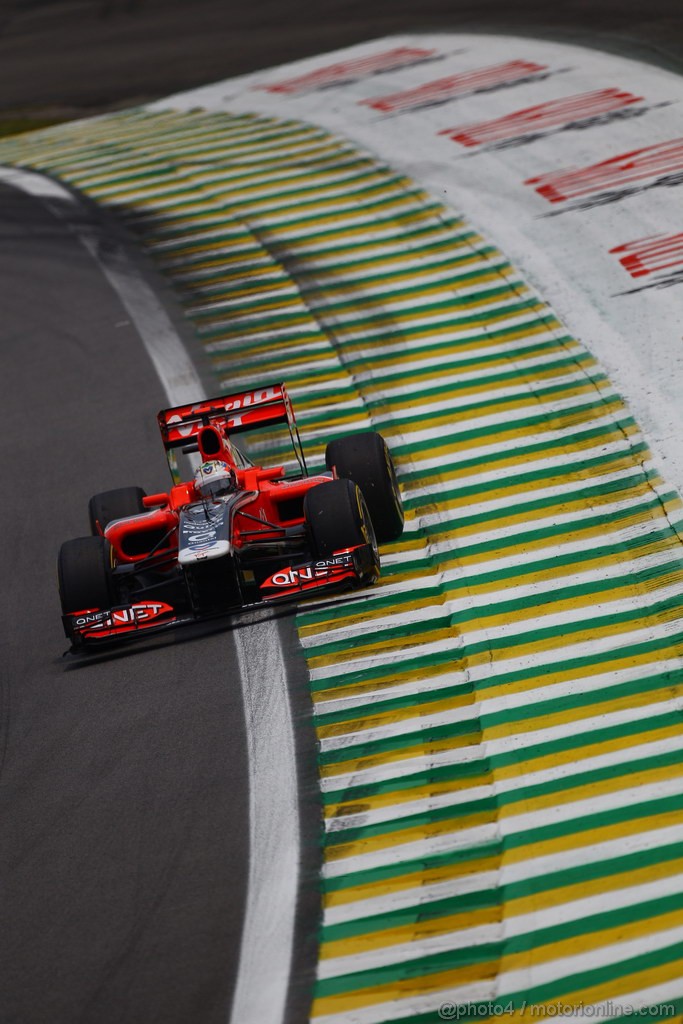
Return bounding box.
[325,432,403,543]
[58,536,116,615]
[304,478,379,582]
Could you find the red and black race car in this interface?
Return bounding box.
[58,383,404,650]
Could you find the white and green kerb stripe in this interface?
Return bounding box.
[3,109,683,1021]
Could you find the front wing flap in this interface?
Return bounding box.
[62,600,187,649]
[258,545,377,598]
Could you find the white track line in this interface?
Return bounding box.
[231,615,300,1024]
[0,165,300,1024]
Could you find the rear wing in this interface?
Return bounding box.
[157,383,307,477]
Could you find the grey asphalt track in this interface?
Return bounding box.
[0,184,259,1024]
[0,182,321,1024]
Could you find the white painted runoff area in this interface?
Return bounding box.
[151,34,683,500]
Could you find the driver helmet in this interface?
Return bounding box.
[194,460,235,499]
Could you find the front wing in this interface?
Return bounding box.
[62,546,376,652]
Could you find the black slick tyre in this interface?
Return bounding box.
[58,536,116,615]
[89,486,146,535]
[304,478,379,580]
[325,431,404,543]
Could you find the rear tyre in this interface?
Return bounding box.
[304,478,379,581]
[89,486,146,535]
[58,536,116,615]
[325,432,403,543]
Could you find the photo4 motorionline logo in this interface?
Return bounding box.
[438,1001,678,1020]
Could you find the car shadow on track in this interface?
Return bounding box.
[57,590,365,669]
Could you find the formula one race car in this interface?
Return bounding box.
[58,383,404,651]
